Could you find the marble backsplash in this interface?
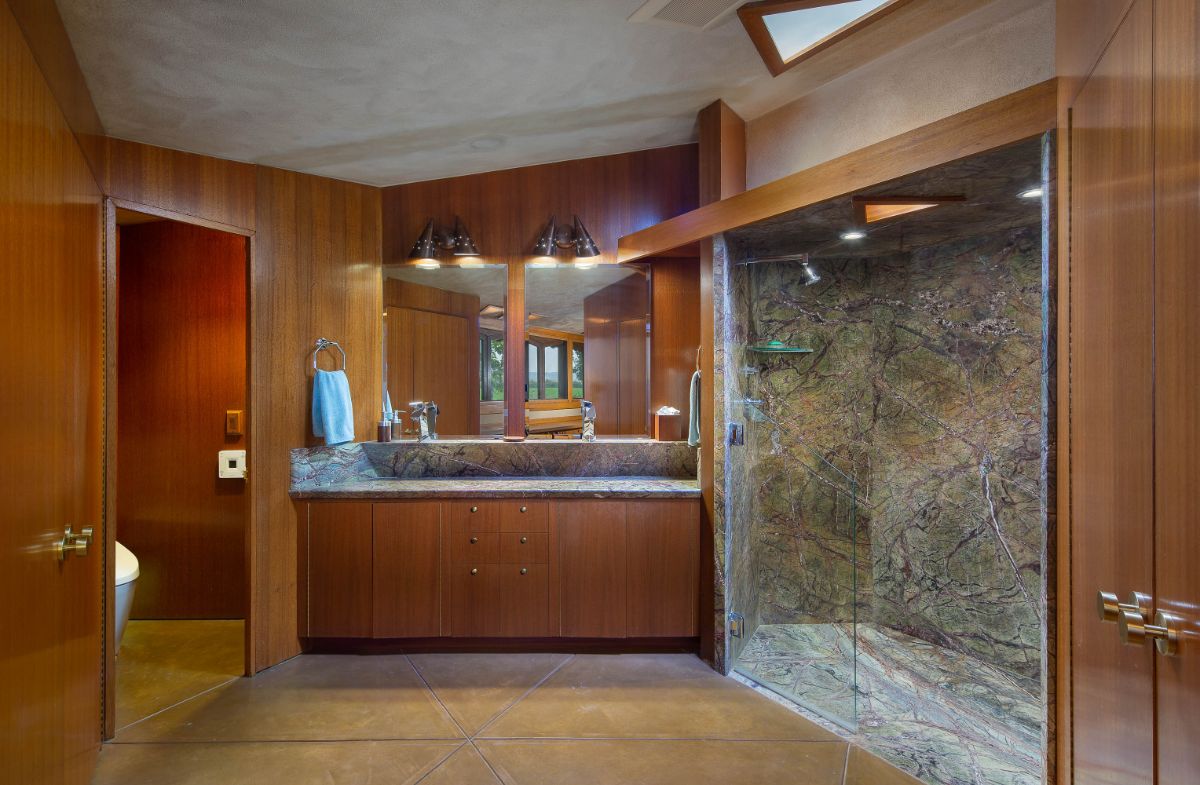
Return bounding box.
[719,225,1049,682]
[291,439,698,490]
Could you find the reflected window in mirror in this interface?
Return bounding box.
[524,262,649,439]
[382,263,507,438]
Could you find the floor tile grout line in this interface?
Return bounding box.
[467,739,509,785]
[403,654,472,741]
[112,675,241,739]
[470,653,576,739]
[410,740,472,785]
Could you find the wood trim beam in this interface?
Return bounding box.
[619,79,1057,262]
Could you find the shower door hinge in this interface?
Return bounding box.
[728,611,745,638]
[727,423,744,446]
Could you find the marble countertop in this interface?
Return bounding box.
[290,476,701,500]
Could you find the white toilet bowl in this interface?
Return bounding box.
[114,541,139,652]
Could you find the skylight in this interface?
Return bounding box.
[761,0,893,62]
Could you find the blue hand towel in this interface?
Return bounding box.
[688,370,701,447]
[313,369,355,445]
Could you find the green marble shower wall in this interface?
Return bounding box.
[716,225,1049,682]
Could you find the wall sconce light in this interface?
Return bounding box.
[408,216,481,267]
[532,215,600,267]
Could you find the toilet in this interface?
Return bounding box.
[114,542,139,652]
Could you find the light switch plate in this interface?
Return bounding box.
[218,449,247,479]
[225,409,244,436]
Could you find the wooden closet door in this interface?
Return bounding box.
[1068,1,1156,783]
[410,309,470,436]
[1152,0,1200,780]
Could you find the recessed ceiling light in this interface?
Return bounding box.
[840,230,866,241]
[1019,187,1044,199]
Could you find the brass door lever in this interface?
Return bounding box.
[1097,590,1151,623]
[1119,608,1181,656]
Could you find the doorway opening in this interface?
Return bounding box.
[103,203,252,737]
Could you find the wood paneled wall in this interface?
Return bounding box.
[1,1,103,781]
[650,258,701,427]
[381,146,699,266]
[117,221,247,619]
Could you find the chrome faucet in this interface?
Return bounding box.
[409,401,439,441]
[580,400,596,442]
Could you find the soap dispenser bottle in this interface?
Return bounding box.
[378,410,393,443]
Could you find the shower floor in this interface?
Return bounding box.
[732,623,1042,785]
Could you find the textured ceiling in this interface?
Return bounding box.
[56,0,771,185]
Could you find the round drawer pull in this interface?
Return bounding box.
[470,568,478,575]
[519,506,527,513]
[470,506,478,513]
[520,536,528,544]
[470,536,479,544]
[520,568,528,575]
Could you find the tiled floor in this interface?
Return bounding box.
[734,623,1043,785]
[94,652,923,785]
[116,620,244,730]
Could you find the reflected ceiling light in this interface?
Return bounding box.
[529,258,558,268]
[407,215,481,266]
[852,195,965,224]
[530,214,602,263]
[414,258,440,270]
[801,262,821,286]
[840,230,867,240]
[1019,187,1044,199]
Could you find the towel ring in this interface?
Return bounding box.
[312,338,347,371]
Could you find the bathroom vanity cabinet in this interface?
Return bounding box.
[300,497,700,645]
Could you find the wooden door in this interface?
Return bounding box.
[1152,0,1200,780]
[498,564,550,637]
[1,5,103,781]
[450,564,500,637]
[618,318,647,435]
[626,500,699,637]
[373,502,441,637]
[1068,1,1157,783]
[306,503,372,637]
[411,309,470,436]
[557,501,627,637]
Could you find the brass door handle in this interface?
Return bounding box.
[1097,590,1151,623]
[53,526,91,561]
[1119,608,1181,656]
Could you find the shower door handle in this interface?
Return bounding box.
[1097,590,1150,623]
[1119,608,1182,656]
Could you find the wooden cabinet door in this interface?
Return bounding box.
[1068,2,1156,782]
[627,500,699,637]
[498,564,550,637]
[1153,0,1200,780]
[557,501,627,637]
[450,564,499,637]
[373,502,441,638]
[307,502,373,638]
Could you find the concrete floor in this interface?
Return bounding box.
[94,651,922,785]
[116,620,244,731]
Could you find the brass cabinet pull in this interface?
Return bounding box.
[520,568,528,575]
[1097,590,1151,623]
[1119,608,1182,656]
[470,536,479,544]
[470,506,478,513]
[470,568,478,576]
[520,506,527,513]
[520,536,528,544]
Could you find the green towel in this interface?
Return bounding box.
[687,370,701,447]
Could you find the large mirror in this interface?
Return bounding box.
[382,264,507,438]
[524,263,650,438]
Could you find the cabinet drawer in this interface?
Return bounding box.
[451,521,500,563]
[499,501,548,532]
[446,501,501,532]
[500,532,548,564]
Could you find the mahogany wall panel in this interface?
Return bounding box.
[117,220,247,619]
[649,258,701,425]
[0,2,103,781]
[381,145,699,266]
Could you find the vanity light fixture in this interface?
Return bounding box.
[840,230,867,241]
[531,214,601,265]
[1019,187,1044,199]
[407,216,481,266]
